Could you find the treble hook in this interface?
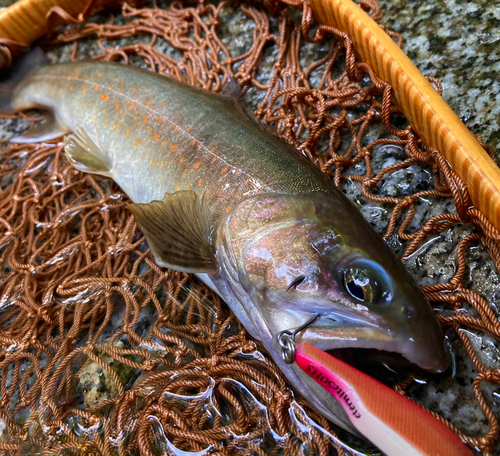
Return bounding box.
[277,313,321,364]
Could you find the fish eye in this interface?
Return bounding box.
[344,268,375,303]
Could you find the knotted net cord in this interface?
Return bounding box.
[0,0,499,454]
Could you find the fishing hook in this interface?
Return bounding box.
[277,313,321,365]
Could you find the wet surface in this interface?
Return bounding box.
[0,0,499,454]
[378,0,500,160]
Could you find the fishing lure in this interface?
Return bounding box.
[279,328,475,456]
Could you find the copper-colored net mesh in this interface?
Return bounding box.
[0,0,499,454]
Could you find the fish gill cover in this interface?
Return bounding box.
[0,0,499,455]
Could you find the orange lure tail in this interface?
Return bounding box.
[296,342,474,456]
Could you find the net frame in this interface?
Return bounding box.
[0,0,499,454]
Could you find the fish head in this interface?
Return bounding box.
[216,192,449,375]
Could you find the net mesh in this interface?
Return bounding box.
[0,0,499,454]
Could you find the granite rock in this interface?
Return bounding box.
[0,0,499,453]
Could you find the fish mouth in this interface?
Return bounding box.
[297,323,450,381]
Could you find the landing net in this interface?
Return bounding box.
[0,1,499,455]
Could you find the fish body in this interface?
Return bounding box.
[7,60,449,434]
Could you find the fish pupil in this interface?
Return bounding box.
[346,279,365,301]
[344,269,375,302]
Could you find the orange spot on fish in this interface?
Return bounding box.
[194,162,201,169]
[100,94,110,102]
[129,102,137,110]
[170,144,177,152]
[134,114,139,120]
[109,76,114,81]
[161,139,167,147]
[69,86,74,91]
[142,117,149,125]
[103,109,108,114]
[198,178,204,186]
[97,72,103,78]
[212,156,217,162]
[178,157,184,163]
[93,85,99,90]
[151,160,156,167]
[221,167,229,174]
[157,116,165,122]
[82,92,87,97]
[161,101,166,107]
[160,161,164,167]
[186,126,192,132]
[174,184,180,191]
[173,126,179,133]
[217,188,223,196]
[184,168,189,174]
[119,80,125,86]
[82,75,88,80]
[81,102,86,107]
[197,143,203,150]
[103,120,108,127]
[191,139,197,146]
[125,130,130,136]
[144,99,151,106]
[186,184,190,190]
[135,139,141,146]
[153,134,161,141]
[148,127,153,133]
[131,88,137,93]
[81,84,87,91]
[114,102,121,110]
[115,124,119,130]
[226,206,232,212]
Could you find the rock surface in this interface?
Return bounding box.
[0,0,499,453]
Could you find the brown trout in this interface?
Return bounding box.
[4,58,449,434]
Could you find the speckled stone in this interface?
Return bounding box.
[1,1,499,453]
[0,0,18,7]
[77,340,137,410]
[377,0,500,160]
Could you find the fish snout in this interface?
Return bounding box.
[398,314,450,373]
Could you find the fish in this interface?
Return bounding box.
[1,56,450,435]
[296,342,473,456]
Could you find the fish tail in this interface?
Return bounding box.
[0,47,49,111]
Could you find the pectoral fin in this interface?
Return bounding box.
[64,126,111,175]
[129,191,217,274]
[10,115,70,143]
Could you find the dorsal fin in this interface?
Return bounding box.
[129,191,217,274]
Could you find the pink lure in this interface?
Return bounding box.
[295,342,474,456]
